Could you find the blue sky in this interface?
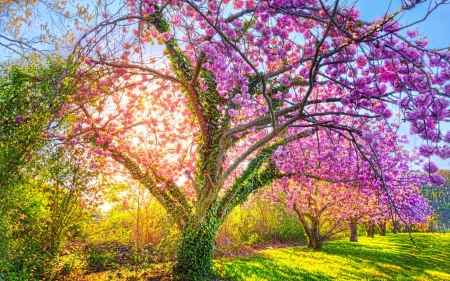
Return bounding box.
[357,0,450,48]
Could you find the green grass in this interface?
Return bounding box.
[214,233,450,281]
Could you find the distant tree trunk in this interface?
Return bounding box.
[365,223,375,238]
[377,222,386,236]
[349,221,358,242]
[393,220,399,234]
[404,224,412,233]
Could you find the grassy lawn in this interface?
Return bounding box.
[82,233,449,280]
[215,233,450,281]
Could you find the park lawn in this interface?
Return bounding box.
[214,233,450,281]
[82,233,449,280]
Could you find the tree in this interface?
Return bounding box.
[422,170,450,230]
[6,0,450,278]
[270,129,430,248]
[0,0,96,58]
[0,55,75,189]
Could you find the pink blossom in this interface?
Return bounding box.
[362,132,374,144]
[355,55,368,68]
[161,32,171,41]
[423,162,438,174]
[419,145,435,157]
[430,174,446,186]
[280,76,290,87]
[96,138,106,145]
[406,29,419,38]
[144,5,155,15]
[205,28,215,37]
[228,109,239,117]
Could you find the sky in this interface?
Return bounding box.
[357,0,450,48]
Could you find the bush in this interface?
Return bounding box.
[216,196,306,255]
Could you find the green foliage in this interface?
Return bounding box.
[216,198,306,253]
[0,55,75,189]
[85,246,119,272]
[215,234,450,281]
[422,170,450,230]
[0,147,96,280]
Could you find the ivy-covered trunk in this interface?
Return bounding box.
[349,221,358,242]
[173,218,220,279]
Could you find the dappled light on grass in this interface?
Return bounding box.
[215,234,450,281]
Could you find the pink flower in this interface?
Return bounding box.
[423,162,438,174]
[281,176,290,186]
[406,28,419,38]
[57,135,66,141]
[161,32,171,41]
[419,145,435,157]
[205,28,215,37]
[397,97,410,109]
[90,162,99,169]
[228,109,239,117]
[96,138,106,145]
[362,132,374,144]
[444,131,450,143]
[207,1,218,12]
[144,5,155,15]
[68,139,77,146]
[280,76,290,87]
[84,58,92,65]
[245,0,255,8]
[355,55,368,68]
[430,174,445,186]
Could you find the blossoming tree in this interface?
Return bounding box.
[271,129,432,248]
[17,0,450,277]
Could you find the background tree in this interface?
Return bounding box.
[421,170,450,231]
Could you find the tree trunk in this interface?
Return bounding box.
[173,219,219,279]
[349,221,358,242]
[365,223,374,238]
[393,220,399,234]
[306,236,322,250]
[377,222,386,236]
[293,204,322,250]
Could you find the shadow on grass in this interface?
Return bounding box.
[215,234,450,281]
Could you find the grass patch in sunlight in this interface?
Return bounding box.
[214,233,450,281]
[80,234,450,280]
